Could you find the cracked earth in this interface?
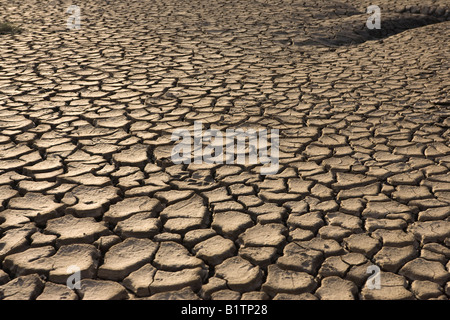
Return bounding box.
[0,0,449,300]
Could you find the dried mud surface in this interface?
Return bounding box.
[0,0,449,300]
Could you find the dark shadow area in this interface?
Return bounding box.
[364,15,444,40]
[0,21,22,35]
[293,13,448,47]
